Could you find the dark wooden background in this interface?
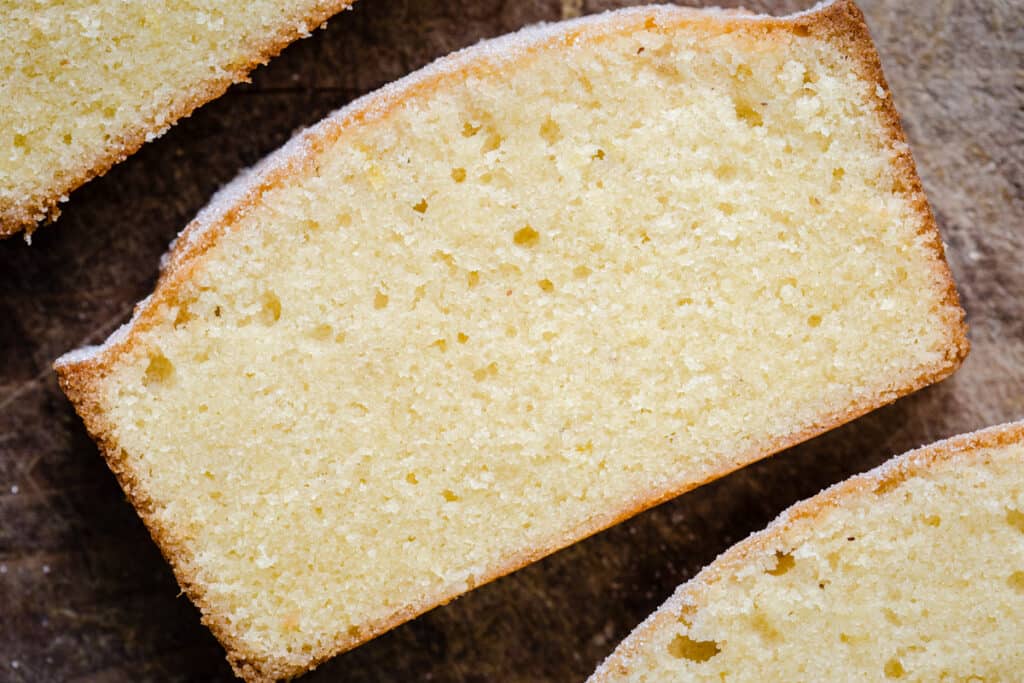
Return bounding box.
[1,1,1021,681]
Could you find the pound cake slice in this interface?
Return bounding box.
[589,421,1024,682]
[55,1,967,680]
[0,0,355,238]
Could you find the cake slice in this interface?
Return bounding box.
[589,421,1024,682]
[0,0,355,238]
[55,2,967,680]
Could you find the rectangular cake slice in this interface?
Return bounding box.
[56,1,967,680]
[0,0,354,237]
[589,421,1024,682]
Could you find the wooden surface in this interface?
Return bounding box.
[1,1,1021,681]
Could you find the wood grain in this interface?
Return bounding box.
[1,1,1021,681]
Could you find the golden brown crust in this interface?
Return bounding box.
[794,0,969,365]
[588,419,1024,681]
[54,2,969,680]
[0,0,355,239]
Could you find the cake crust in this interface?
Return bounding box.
[587,419,1024,681]
[55,2,969,680]
[0,0,355,239]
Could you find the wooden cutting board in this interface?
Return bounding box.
[1,1,1020,680]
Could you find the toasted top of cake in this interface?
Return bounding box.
[0,0,353,238]
[589,421,1024,682]
[56,1,966,680]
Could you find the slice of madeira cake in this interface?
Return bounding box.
[0,0,355,238]
[589,421,1024,682]
[56,2,967,680]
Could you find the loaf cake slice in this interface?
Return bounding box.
[55,1,967,680]
[0,0,354,238]
[589,421,1024,682]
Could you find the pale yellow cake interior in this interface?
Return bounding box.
[593,438,1024,682]
[76,14,962,674]
[0,0,343,230]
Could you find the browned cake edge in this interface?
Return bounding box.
[0,0,355,239]
[53,2,969,680]
[587,419,1024,682]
